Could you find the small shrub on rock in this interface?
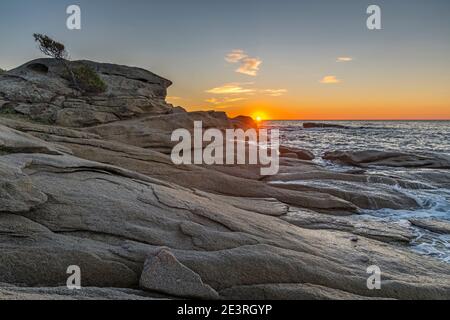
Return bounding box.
[63,65,107,94]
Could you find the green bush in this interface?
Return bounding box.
[63,65,107,94]
[0,68,5,75]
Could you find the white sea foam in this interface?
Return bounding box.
[361,186,450,262]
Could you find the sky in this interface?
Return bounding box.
[0,0,449,120]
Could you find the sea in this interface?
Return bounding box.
[263,120,450,263]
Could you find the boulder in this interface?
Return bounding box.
[323,150,450,169]
[279,146,315,160]
[303,122,349,129]
[410,219,450,235]
[140,249,219,299]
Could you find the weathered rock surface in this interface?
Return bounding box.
[84,110,236,154]
[0,122,70,155]
[0,118,357,214]
[264,161,422,211]
[268,179,418,211]
[1,59,449,300]
[283,210,415,244]
[0,285,162,300]
[410,219,450,235]
[219,283,369,300]
[324,150,450,169]
[140,249,219,299]
[0,59,174,127]
[407,171,450,189]
[0,123,449,300]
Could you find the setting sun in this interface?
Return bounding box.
[251,112,267,122]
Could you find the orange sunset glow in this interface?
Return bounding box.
[173,81,450,120]
[163,8,450,122]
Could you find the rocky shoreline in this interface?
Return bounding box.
[1,59,449,300]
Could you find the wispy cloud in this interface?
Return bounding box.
[320,76,341,84]
[205,83,286,109]
[236,57,262,76]
[261,89,288,97]
[225,49,262,77]
[206,83,255,94]
[225,49,247,63]
[205,97,246,105]
[206,83,287,97]
[337,57,353,62]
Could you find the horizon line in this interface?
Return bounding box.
[259,119,450,122]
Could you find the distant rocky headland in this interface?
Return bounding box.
[0,59,449,300]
